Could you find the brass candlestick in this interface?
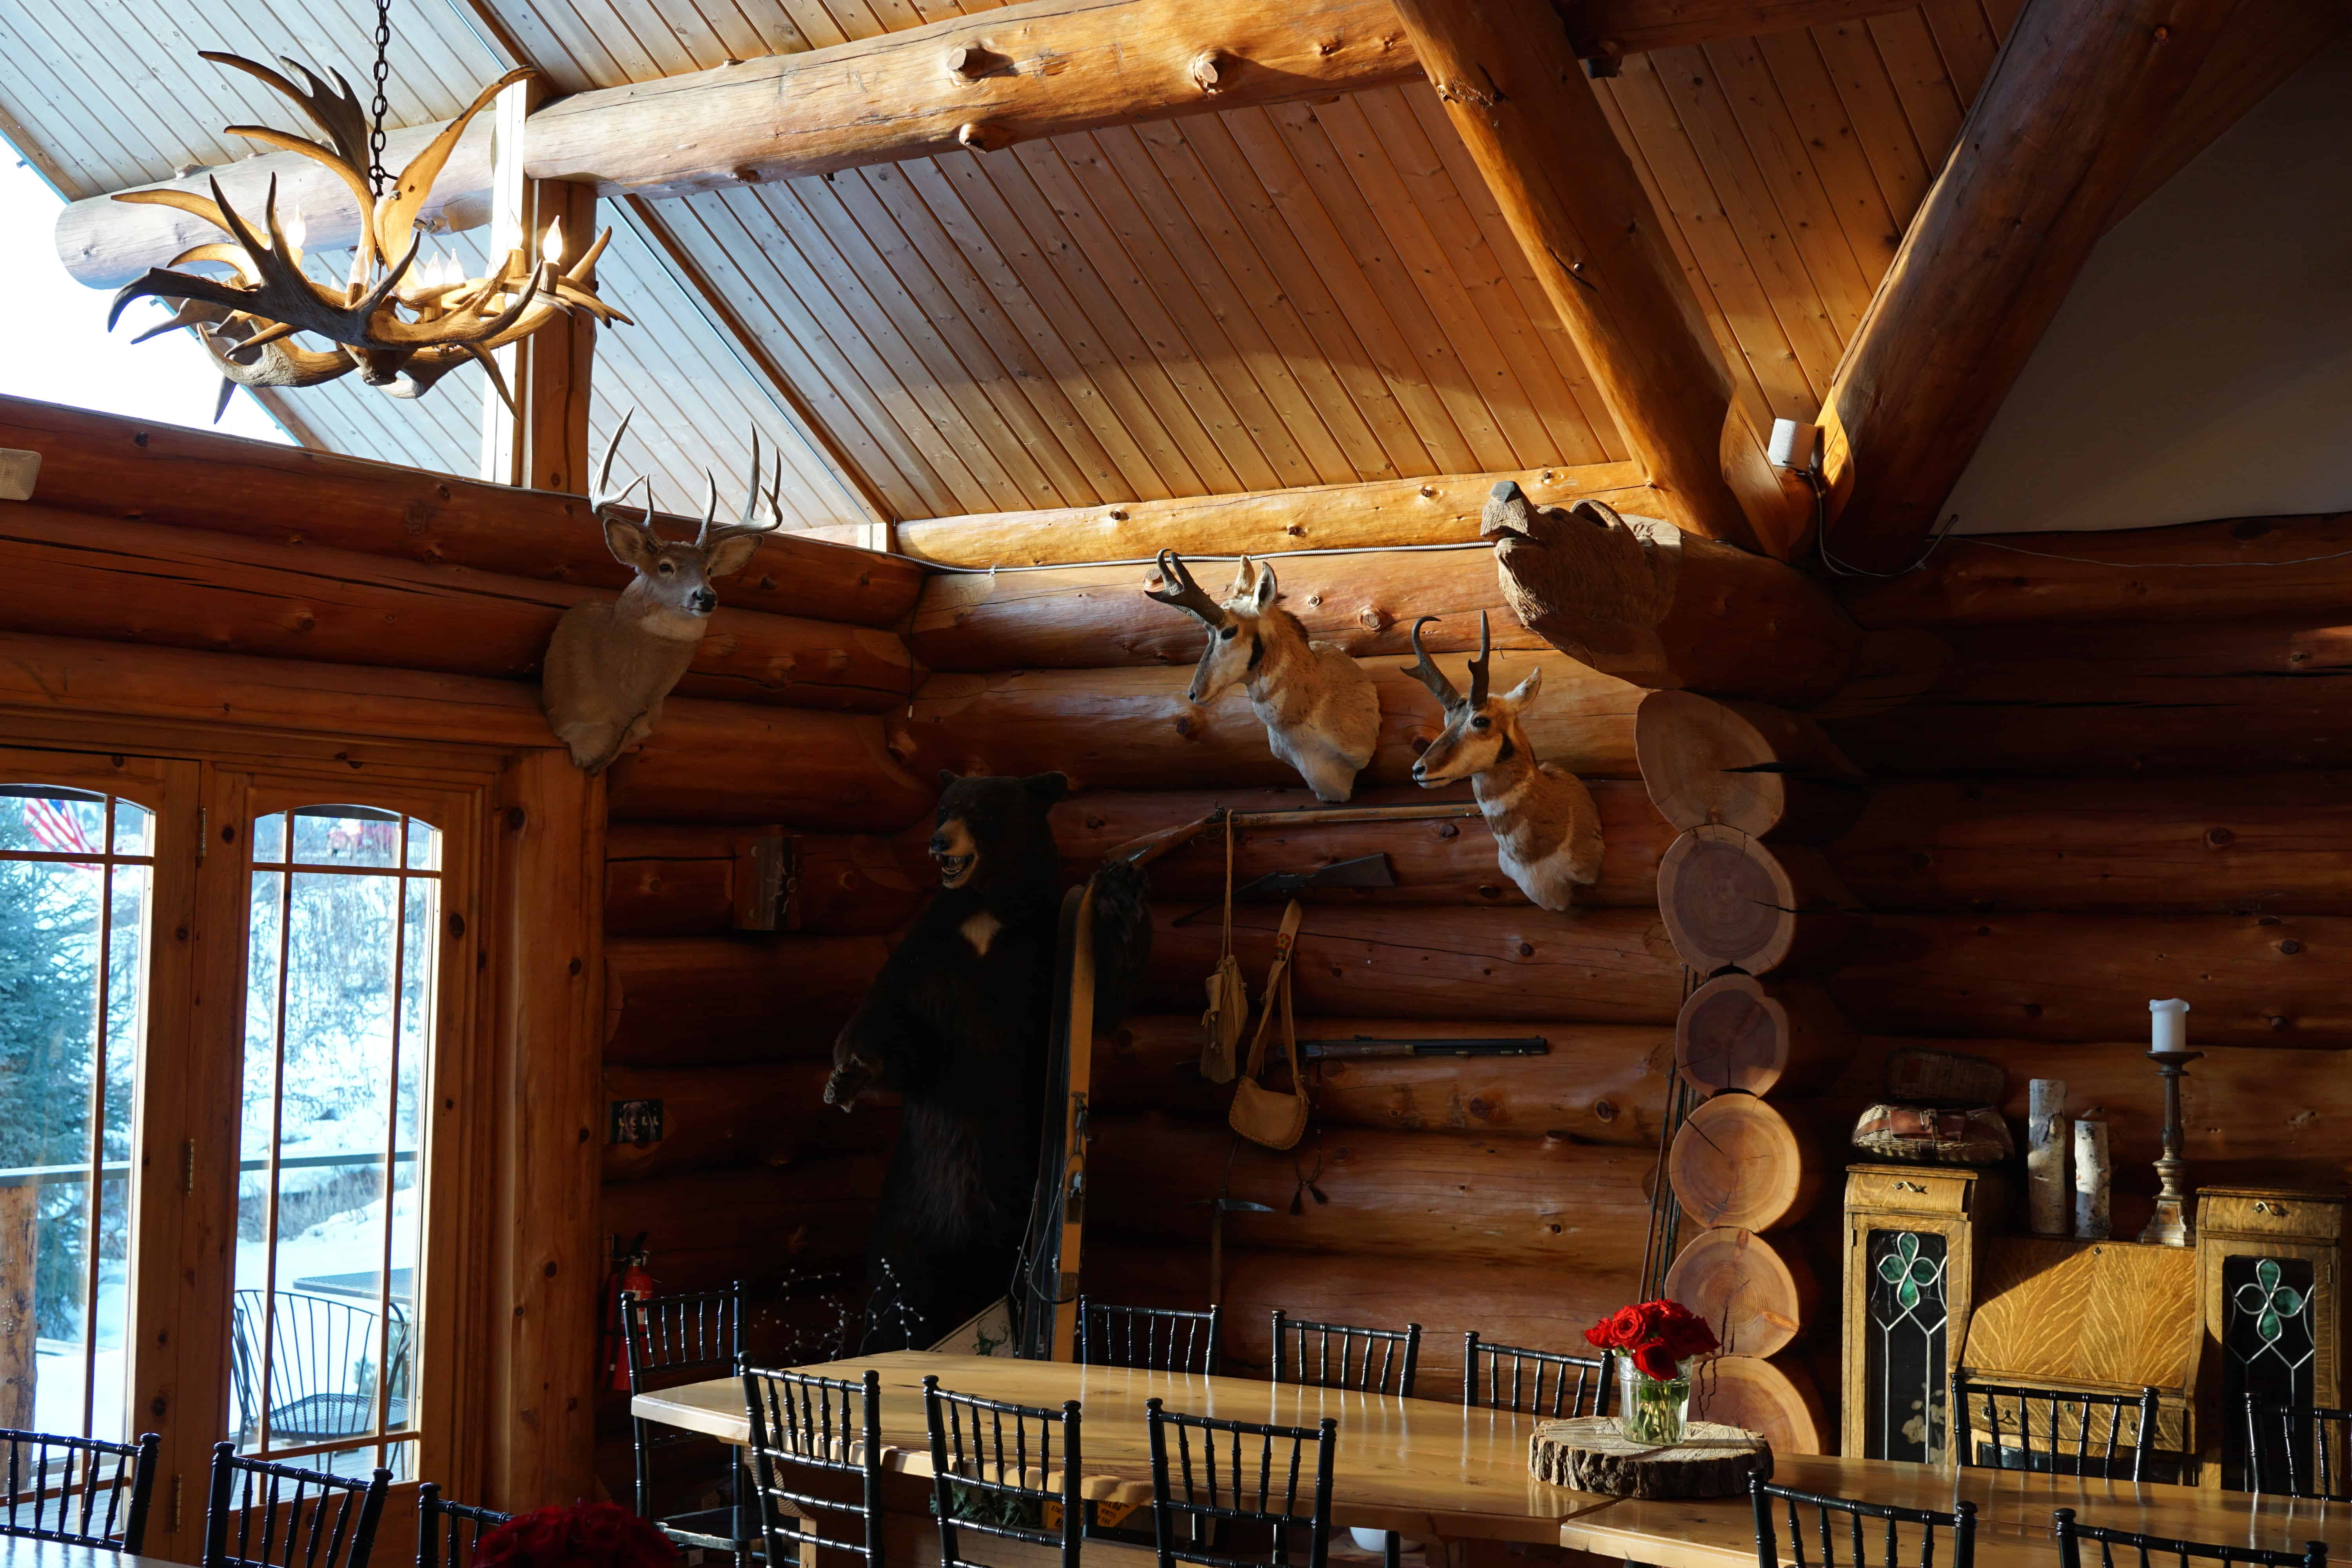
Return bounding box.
[2138,1049,2202,1246]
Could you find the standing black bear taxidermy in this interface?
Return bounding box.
[823,770,1149,1350]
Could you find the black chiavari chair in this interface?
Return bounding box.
[742,1367,885,1568]
[414,1483,508,1568]
[2053,1508,2326,1568]
[201,1442,390,1568]
[0,1428,158,1553]
[1078,1298,1222,1375]
[2246,1394,2352,1500]
[1951,1371,2161,1481]
[623,1279,754,1563]
[1461,1334,1610,1418]
[1752,1475,1973,1568]
[1267,1311,1418,1397]
[923,1375,1083,1568]
[1145,1398,1334,1568]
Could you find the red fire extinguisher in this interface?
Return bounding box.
[602,1233,654,1392]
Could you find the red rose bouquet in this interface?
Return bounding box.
[475,1503,679,1568]
[1583,1298,1719,1382]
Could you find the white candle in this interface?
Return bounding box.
[2150,998,2189,1052]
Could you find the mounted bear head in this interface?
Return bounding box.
[928,770,1068,893]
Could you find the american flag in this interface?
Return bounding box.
[22,796,99,869]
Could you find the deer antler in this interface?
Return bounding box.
[1467,610,1492,709]
[1404,616,1463,711]
[1145,549,1225,625]
[590,409,652,526]
[697,430,788,547]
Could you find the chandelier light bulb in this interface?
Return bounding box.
[543,215,566,268]
[282,202,308,257]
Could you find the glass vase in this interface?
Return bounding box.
[1615,1355,1692,1446]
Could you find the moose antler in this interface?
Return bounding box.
[1405,616,1462,711]
[1145,549,1226,625]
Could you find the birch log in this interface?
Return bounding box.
[2074,1120,2112,1240]
[2028,1079,2069,1237]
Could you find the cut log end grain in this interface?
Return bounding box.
[1662,1227,1819,1360]
[1657,828,1867,977]
[1527,1417,1770,1498]
[1635,690,1867,841]
[1675,974,1857,1097]
[1666,1093,1822,1234]
[1690,1354,1828,1456]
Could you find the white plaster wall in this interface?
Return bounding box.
[1942,34,2352,535]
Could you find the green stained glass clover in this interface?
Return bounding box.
[2235,1257,2308,1345]
[1877,1232,1938,1311]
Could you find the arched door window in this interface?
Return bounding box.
[232,805,442,1479]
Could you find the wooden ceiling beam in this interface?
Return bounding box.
[1816,0,2253,571]
[1390,0,1804,555]
[57,0,1932,290]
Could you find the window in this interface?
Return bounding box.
[232,806,445,1479]
[0,782,156,1445]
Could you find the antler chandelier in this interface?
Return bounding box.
[107,8,629,416]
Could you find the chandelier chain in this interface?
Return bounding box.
[367,0,392,195]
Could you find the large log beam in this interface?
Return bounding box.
[605,824,927,936]
[898,464,1650,570]
[603,934,893,1063]
[56,0,1934,287]
[0,504,921,712]
[1389,0,1799,554]
[1818,0,2241,570]
[893,652,1645,793]
[1141,904,1684,1024]
[0,396,922,629]
[608,699,935,829]
[1048,782,1675,908]
[601,1062,889,1181]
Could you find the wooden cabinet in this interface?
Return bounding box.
[2198,1187,2344,1488]
[1840,1163,2002,1461]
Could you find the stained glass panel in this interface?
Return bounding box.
[1865,1228,1950,1463]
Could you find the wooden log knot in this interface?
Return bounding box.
[1528,1416,1770,1498]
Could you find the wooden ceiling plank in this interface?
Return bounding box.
[1392,0,1799,554]
[973,142,1244,493]
[902,153,1196,499]
[1004,136,1273,492]
[696,187,971,516]
[1258,99,1522,473]
[1348,85,1615,469]
[1699,34,1878,341]
[1808,14,1938,230]
[1045,129,1330,491]
[1602,55,1823,419]
[758,176,1029,511]
[1917,0,2002,107]
[1820,0,2243,569]
[1978,0,2025,34]
[1753,26,1904,283]
[1645,44,1856,400]
[1308,91,1570,471]
[818,163,1106,508]
[1122,118,1408,484]
[1088,124,1370,486]
[1170,112,1455,479]
[855,160,1136,503]
[1864,8,1968,172]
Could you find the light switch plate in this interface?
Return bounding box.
[0,448,38,501]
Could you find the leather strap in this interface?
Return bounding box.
[1242,899,1306,1085]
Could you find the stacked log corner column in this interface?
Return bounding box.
[1647,689,1872,1455]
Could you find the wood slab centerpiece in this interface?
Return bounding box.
[1528,1417,1771,1499]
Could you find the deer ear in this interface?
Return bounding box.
[1022,771,1069,804]
[704,533,763,579]
[602,515,653,570]
[1250,559,1279,610]
[1226,557,1257,601]
[1503,667,1544,709]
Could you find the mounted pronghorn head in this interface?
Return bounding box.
[590,409,783,630]
[1406,613,1543,786]
[1144,550,1291,704]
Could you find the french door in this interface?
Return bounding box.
[0,744,484,1559]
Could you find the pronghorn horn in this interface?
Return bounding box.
[1468,610,1492,709]
[1405,616,1463,711]
[1145,548,1225,625]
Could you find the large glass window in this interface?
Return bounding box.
[0,783,154,1445]
[232,806,439,1478]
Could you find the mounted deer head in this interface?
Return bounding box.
[1404,613,1602,911]
[540,413,784,774]
[1142,550,1380,803]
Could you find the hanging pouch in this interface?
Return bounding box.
[1229,900,1309,1151]
[1200,813,1245,1084]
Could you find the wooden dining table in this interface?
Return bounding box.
[635,1352,2352,1565]
[0,1543,176,1567]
